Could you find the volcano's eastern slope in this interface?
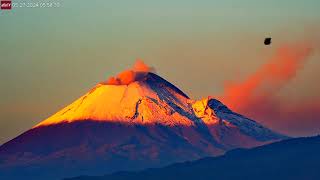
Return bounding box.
[0,72,285,180]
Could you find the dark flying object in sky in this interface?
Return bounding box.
[264,37,272,45]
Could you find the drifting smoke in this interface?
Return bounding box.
[222,43,313,109]
[106,59,155,85]
[220,43,320,136]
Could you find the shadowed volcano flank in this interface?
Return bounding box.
[144,73,189,99]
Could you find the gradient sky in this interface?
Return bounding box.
[1,0,320,144]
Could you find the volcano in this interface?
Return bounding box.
[0,66,285,180]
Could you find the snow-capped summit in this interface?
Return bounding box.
[35,72,195,127]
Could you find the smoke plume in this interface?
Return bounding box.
[106,59,155,85]
[220,43,320,136]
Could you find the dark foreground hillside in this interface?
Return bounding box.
[67,135,320,180]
